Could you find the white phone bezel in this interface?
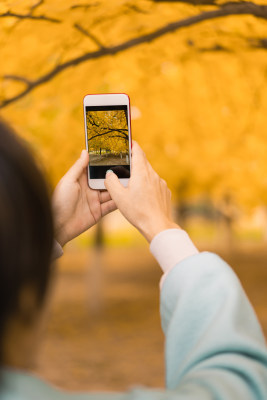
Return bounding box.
[83,93,132,190]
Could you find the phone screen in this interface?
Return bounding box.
[86,105,130,179]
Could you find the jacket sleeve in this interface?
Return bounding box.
[3,252,267,400]
[158,251,267,399]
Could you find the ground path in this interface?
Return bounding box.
[33,244,267,392]
[90,154,129,166]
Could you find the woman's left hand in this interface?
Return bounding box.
[52,150,117,247]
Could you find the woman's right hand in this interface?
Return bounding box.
[104,141,180,242]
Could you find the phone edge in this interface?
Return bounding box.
[83,93,132,190]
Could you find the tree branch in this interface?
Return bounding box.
[74,23,106,49]
[30,0,44,13]
[87,115,100,128]
[0,5,60,23]
[125,4,148,14]
[154,0,216,5]
[3,75,33,86]
[109,135,129,139]
[88,130,128,141]
[3,0,52,30]
[70,3,99,10]
[249,37,267,49]
[1,1,267,108]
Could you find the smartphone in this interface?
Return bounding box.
[83,93,132,190]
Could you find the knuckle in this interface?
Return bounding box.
[161,178,167,187]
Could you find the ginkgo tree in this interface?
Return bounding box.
[86,110,129,156]
[1,0,267,234]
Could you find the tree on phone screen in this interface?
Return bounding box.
[86,110,129,165]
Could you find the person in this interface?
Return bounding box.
[0,119,267,400]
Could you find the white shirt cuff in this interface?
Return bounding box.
[150,229,199,288]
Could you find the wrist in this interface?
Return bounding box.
[139,218,181,243]
[52,203,69,247]
[54,224,68,248]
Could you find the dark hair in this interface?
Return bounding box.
[0,120,53,365]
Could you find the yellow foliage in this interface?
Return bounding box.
[1,0,267,209]
[86,110,129,154]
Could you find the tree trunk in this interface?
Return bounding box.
[216,196,236,253]
[87,221,105,314]
[262,206,267,242]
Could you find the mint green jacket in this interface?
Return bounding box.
[1,253,267,399]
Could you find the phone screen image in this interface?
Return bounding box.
[86,105,130,179]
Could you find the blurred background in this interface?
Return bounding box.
[1,0,267,392]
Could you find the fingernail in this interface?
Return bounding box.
[106,169,114,177]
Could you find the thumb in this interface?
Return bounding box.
[104,170,125,203]
[65,150,89,181]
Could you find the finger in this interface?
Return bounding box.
[132,141,145,160]
[86,189,102,221]
[79,161,90,188]
[131,142,147,175]
[161,178,167,188]
[146,158,157,176]
[104,170,125,203]
[100,199,117,217]
[99,190,112,203]
[65,150,89,182]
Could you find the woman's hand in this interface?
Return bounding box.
[52,150,116,247]
[104,142,180,242]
